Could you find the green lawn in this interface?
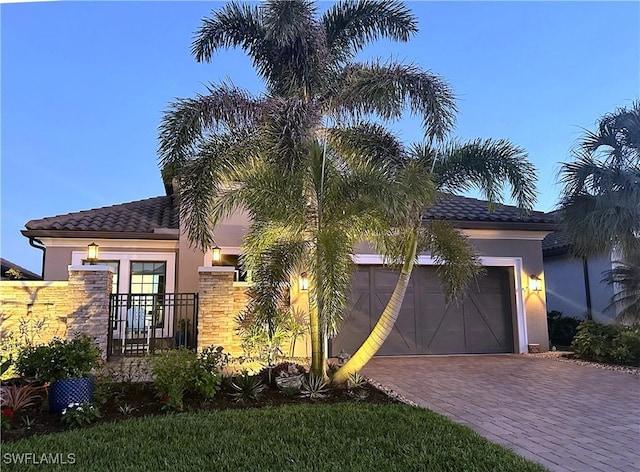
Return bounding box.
[2,404,546,472]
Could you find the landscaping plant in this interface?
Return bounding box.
[571,321,640,366]
[150,348,197,411]
[229,371,266,403]
[192,345,230,399]
[61,402,101,428]
[300,374,329,400]
[151,346,231,410]
[15,334,101,383]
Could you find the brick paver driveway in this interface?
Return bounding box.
[363,355,640,472]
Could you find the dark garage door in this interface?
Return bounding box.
[331,265,515,356]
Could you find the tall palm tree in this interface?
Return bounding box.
[558,101,640,322]
[158,0,457,377]
[332,133,538,383]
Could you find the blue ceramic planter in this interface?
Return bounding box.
[49,377,94,414]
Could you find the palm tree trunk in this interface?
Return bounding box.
[332,232,418,384]
[309,305,325,378]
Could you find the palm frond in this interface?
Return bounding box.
[331,60,456,141]
[327,123,406,168]
[158,83,263,174]
[581,100,640,164]
[322,0,417,62]
[191,2,270,66]
[424,138,538,210]
[311,227,354,336]
[261,0,328,96]
[425,220,484,304]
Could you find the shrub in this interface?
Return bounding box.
[547,311,580,347]
[571,321,640,366]
[192,346,229,399]
[15,334,101,382]
[151,346,231,409]
[150,349,197,411]
[610,329,640,366]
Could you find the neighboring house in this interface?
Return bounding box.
[19,188,556,356]
[0,258,41,281]
[542,229,617,322]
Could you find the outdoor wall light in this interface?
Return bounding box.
[300,272,309,291]
[87,243,99,265]
[529,274,542,292]
[211,245,222,265]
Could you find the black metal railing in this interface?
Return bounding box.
[107,293,198,359]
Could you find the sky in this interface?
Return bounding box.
[1,1,639,275]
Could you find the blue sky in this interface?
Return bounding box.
[1,1,639,274]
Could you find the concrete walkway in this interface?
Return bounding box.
[363,355,640,472]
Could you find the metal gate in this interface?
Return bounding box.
[107,293,198,359]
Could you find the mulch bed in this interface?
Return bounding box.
[2,380,399,443]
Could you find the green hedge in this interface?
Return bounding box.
[571,321,640,367]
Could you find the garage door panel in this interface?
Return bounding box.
[464,296,510,353]
[376,292,419,355]
[332,290,370,354]
[422,304,467,354]
[332,264,515,357]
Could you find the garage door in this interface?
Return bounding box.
[331,265,515,356]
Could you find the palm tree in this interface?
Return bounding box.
[158,0,457,377]
[558,101,640,322]
[332,134,538,383]
[558,101,640,260]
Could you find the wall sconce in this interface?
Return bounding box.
[299,272,309,291]
[529,274,542,292]
[211,245,222,266]
[87,242,99,265]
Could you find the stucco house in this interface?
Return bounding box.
[19,187,556,358]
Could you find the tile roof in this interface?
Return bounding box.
[540,211,572,254]
[24,196,179,235]
[0,258,41,280]
[23,193,556,237]
[423,194,556,227]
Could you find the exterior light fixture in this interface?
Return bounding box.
[529,274,542,292]
[87,243,99,265]
[300,272,309,291]
[211,245,222,265]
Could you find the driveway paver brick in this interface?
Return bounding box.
[363,355,640,472]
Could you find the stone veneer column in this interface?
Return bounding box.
[67,265,113,359]
[198,266,243,356]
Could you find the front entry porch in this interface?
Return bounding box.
[107,293,198,359]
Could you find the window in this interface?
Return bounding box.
[82,260,119,294]
[129,262,167,328]
[130,262,166,294]
[223,255,251,282]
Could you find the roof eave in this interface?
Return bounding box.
[423,219,559,231]
[21,229,180,241]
